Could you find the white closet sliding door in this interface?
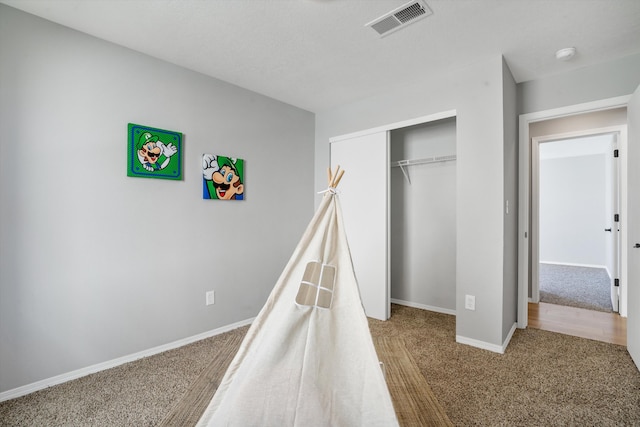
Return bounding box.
[330,131,390,321]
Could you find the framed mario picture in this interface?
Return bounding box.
[202,154,245,200]
[127,123,183,180]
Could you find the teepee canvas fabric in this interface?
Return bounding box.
[196,191,399,427]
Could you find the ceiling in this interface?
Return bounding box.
[3,0,640,113]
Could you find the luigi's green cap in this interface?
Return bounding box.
[137,132,159,149]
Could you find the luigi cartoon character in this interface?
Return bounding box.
[203,154,244,200]
[137,132,178,172]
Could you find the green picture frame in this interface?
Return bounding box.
[127,123,183,180]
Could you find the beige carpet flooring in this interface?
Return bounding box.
[159,336,453,427]
[368,305,640,426]
[1,304,639,426]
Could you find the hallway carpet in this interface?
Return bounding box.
[539,263,613,312]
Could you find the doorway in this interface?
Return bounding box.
[517,98,630,331]
[533,132,620,314]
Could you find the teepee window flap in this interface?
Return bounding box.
[295,261,336,309]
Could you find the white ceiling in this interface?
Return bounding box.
[3,0,640,113]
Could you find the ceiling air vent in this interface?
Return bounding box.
[366,0,433,37]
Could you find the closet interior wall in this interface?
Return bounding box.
[390,118,457,313]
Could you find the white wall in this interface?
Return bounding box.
[539,150,608,267]
[389,119,456,311]
[518,54,640,115]
[316,56,516,350]
[501,58,518,339]
[0,5,315,394]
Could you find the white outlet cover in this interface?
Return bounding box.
[206,291,215,305]
[465,295,475,311]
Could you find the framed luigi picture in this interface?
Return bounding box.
[127,123,183,180]
[202,154,245,200]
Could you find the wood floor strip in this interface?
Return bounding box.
[374,337,454,427]
[528,302,626,346]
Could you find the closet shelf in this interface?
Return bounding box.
[391,154,456,184]
[391,154,457,168]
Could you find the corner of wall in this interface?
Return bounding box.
[502,55,519,342]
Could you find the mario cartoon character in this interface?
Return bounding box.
[203,154,244,200]
[137,132,178,172]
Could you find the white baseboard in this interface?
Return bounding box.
[456,322,517,355]
[392,299,519,353]
[540,261,607,270]
[0,317,255,403]
[390,298,456,316]
[502,322,517,352]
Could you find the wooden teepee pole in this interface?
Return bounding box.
[332,169,345,188]
[328,165,344,188]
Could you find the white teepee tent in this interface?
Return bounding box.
[196,169,399,427]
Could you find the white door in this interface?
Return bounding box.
[627,84,640,368]
[330,131,390,321]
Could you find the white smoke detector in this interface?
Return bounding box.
[555,47,577,61]
[366,0,433,38]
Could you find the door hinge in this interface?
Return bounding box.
[614,278,619,287]
[614,149,619,158]
[614,214,619,222]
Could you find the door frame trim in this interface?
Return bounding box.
[518,95,631,328]
[530,127,625,309]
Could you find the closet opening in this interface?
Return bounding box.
[389,117,457,315]
[329,109,457,321]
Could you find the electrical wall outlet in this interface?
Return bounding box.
[465,294,475,311]
[206,290,215,306]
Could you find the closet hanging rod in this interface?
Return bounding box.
[391,154,456,168]
[391,154,456,185]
